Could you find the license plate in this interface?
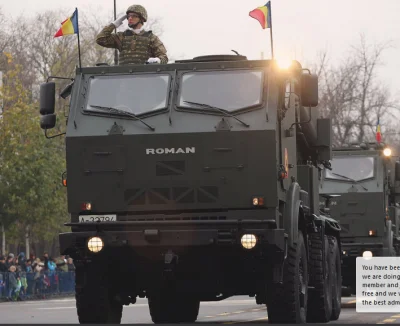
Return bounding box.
[79,214,117,222]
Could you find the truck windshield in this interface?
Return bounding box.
[85,74,170,116]
[177,70,264,112]
[325,156,374,182]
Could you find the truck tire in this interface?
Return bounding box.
[75,264,123,324]
[329,236,341,321]
[148,293,200,323]
[306,234,333,322]
[266,230,308,323]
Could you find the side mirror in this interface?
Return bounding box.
[40,82,55,115]
[300,73,318,107]
[395,162,400,181]
[40,114,56,130]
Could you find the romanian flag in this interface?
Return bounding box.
[376,119,382,143]
[54,8,78,37]
[249,1,272,29]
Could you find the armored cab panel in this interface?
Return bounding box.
[63,58,285,222]
[316,118,332,161]
[388,206,400,238]
[297,165,319,215]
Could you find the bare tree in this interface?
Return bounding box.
[317,34,399,146]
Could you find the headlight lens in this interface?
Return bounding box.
[383,148,392,157]
[362,250,373,258]
[241,234,257,249]
[87,236,104,253]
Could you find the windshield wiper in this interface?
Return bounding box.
[89,105,155,131]
[183,101,250,127]
[330,172,368,191]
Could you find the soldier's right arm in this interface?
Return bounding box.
[96,24,123,50]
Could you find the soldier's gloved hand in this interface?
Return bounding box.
[147,57,161,64]
[112,14,127,28]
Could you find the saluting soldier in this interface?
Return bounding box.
[96,4,168,65]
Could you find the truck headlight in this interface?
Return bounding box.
[383,148,392,157]
[87,236,104,253]
[362,250,373,258]
[241,234,257,249]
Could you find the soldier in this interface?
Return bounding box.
[96,4,168,65]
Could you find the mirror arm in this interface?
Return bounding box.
[45,128,66,139]
[289,106,312,130]
[46,76,74,83]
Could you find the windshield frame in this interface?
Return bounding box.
[174,68,266,116]
[324,154,377,183]
[80,71,175,119]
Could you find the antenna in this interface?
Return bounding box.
[114,0,119,65]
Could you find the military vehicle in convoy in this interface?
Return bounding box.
[319,142,400,295]
[38,54,342,324]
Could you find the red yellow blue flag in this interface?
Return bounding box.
[54,8,79,37]
[249,1,272,29]
[376,118,382,143]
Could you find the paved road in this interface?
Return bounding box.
[0,296,398,324]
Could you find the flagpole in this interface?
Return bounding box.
[114,0,118,65]
[76,7,82,71]
[269,1,274,59]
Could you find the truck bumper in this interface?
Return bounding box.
[60,220,285,252]
[60,220,287,295]
[341,241,384,288]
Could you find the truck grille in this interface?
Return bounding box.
[117,215,227,222]
[217,230,235,244]
[156,161,185,176]
[125,186,219,205]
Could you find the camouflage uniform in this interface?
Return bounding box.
[96,5,168,65]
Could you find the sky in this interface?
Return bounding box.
[1,0,400,99]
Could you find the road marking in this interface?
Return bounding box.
[383,319,396,323]
[251,308,265,311]
[37,307,76,310]
[392,315,400,318]
[33,299,259,311]
[223,316,268,324]
[248,317,268,322]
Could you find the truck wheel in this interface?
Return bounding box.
[306,234,333,322]
[329,236,341,321]
[75,264,123,324]
[266,230,308,323]
[148,293,200,323]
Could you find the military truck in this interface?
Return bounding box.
[38,54,342,324]
[319,142,400,295]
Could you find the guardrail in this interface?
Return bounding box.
[0,271,75,301]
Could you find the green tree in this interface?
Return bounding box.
[0,58,68,257]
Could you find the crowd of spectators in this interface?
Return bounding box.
[0,252,75,301]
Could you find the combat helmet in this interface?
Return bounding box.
[126,4,148,22]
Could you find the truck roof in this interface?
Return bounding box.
[332,142,388,154]
[75,54,302,75]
